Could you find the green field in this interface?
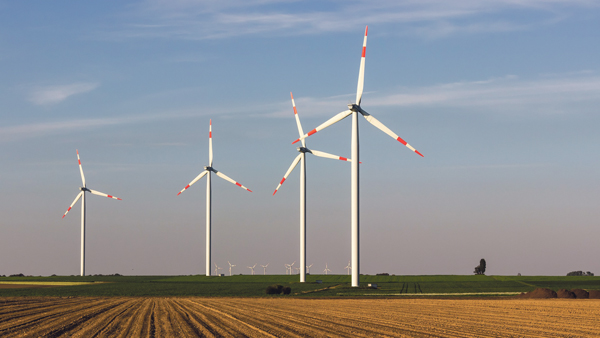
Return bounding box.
[0,274,598,297]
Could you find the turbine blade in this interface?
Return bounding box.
[362,111,424,157]
[76,149,85,187]
[177,170,208,195]
[89,189,122,200]
[214,170,252,192]
[62,191,83,218]
[356,26,368,105]
[309,149,352,162]
[209,119,213,167]
[292,110,352,144]
[291,92,305,147]
[273,153,302,195]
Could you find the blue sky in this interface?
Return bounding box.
[1,0,599,276]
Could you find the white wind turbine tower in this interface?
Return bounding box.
[293,26,424,287]
[261,263,269,275]
[248,264,256,275]
[323,263,331,275]
[228,261,236,276]
[274,92,353,283]
[214,263,222,276]
[62,150,122,277]
[177,120,252,276]
[345,261,352,275]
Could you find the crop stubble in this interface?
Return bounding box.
[1,297,599,337]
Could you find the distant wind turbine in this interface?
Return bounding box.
[324,263,331,275]
[261,263,269,275]
[248,264,256,275]
[177,120,252,276]
[274,92,353,283]
[306,264,313,274]
[62,150,122,277]
[228,261,236,276]
[345,261,352,275]
[214,263,222,276]
[292,26,424,287]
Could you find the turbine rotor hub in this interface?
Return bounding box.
[297,147,309,153]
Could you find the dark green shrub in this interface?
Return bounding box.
[266,284,284,295]
[282,286,292,295]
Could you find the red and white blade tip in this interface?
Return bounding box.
[395,136,424,157]
[177,184,191,195]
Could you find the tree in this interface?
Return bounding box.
[474,258,486,275]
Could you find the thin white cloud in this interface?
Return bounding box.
[102,0,599,40]
[29,83,99,105]
[259,72,600,118]
[0,111,197,142]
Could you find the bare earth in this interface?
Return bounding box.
[1,297,599,337]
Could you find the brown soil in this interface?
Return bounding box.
[518,288,557,298]
[1,297,599,337]
[589,290,600,299]
[557,289,576,298]
[571,289,589,299]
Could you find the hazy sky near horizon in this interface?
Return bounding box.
[1,0,599,277]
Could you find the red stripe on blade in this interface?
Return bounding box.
[236,182,242,187]
[292,139,300,144]
[280,178,286,185]
[107,195,113,199]
[396,137,407,146]
[209,131,212,138]
[416,150,424,157]
[293,107,298,115]
[362,47,366,58]
[339,157,348,161]
[185,185,190,189]
[307,129,317,136]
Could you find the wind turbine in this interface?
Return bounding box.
[289,261,296,276]
[228,261,236,276]
[284,263,291,275]
[293,26,424,287]
[248,264,256,275]
[214,263,222,276]
[345,261,352,275]
[261,263,269,275]
[324,263,331,275]
[306,264,313,274]
[177,120,252,276]
[274,92,353,284]
[62,150,122,277]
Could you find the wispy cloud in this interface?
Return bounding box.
[102,0,599,40]
[0,111,197,142]
[29,83,99,105]
[260,72,600,118]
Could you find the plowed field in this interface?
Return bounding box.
[1,297,598,337]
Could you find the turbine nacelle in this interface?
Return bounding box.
[297,147,310,153]
[348,103,360,112]
[204,166,215,172]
